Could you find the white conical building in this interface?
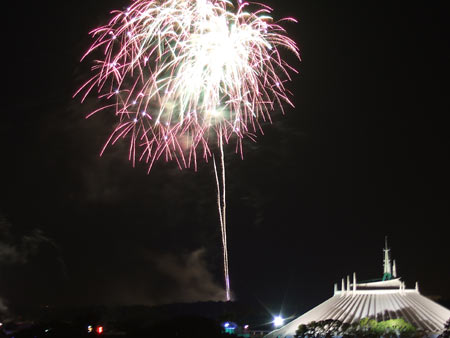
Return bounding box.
[265,240,450,338]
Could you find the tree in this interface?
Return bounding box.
[295,317,420,337]
[294,324,307,338]
[438,318,450,338]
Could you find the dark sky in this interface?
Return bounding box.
[2,0,449,319]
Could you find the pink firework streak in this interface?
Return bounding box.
[75,0,299,301]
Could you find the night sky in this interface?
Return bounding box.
[2,0,449,319]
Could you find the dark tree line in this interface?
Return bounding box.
[438,318,450,338]
[295,318,425,337]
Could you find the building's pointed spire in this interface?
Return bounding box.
[393,259,397,278]
[382,236,392,280]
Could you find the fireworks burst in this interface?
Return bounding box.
[76,0,299,301]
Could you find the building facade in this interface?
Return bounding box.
[266,240,450,337]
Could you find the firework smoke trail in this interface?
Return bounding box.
[76,0,299,301]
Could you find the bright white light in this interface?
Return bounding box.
[244,325,249,329]
[273,315,284,327]
[224,322,229,328]
[209,109,222,117]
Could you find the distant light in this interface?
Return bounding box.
[87,325,93,333]
[244,325,249,330]
[273,315,284,327]
[96,326,104,334]
[223,322,237,331]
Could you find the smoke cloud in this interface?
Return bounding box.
[0,298,7,314]
[105,247,226,306]
[0,214,65,312]
[0,217,54,265]
[152,248,226,303]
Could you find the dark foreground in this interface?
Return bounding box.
[0,302,271,338]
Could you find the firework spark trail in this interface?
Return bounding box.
[219,132,230,301]
[213,130,230,300]
[75,0,299,169]
[76,0,299,301]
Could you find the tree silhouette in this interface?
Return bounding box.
[438,318,450,338]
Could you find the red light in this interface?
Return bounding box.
[96,326,103,334]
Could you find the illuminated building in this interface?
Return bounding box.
[266,239,450,338]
